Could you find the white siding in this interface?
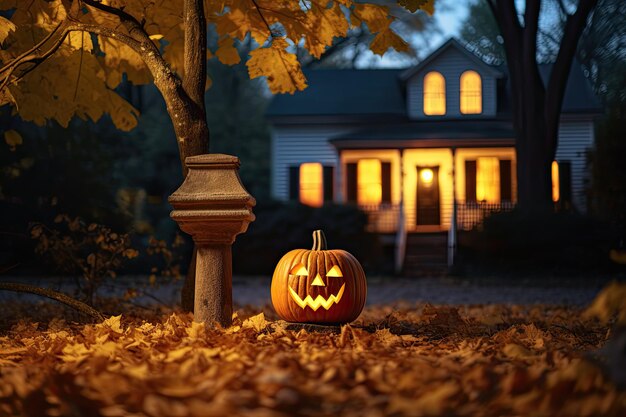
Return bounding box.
[556,120,595,213]
[271,126,352,201]
[406,47,497,118]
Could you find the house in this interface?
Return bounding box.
[266,38,601,271]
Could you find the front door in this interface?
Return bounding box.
[416,166,440,226]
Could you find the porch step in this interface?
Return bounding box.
[402,232,448,277]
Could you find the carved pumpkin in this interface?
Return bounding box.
[271,230,367,324]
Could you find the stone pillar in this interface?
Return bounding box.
[169,154,255,327]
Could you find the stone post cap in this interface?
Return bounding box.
[169,153,255,245]
[169,154,256,208]
[185,154,241,169]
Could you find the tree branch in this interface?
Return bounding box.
[488,0,524,127]
[522,0,540,71]
[556,0,572,17]
[0,24,71,92]
[0,22,140,93]
[81,0,146,39]
[538,27,562,49]
[0,282,105,321]
[545,0,598,155]
[0,21,64,77]
[251,0,279,39]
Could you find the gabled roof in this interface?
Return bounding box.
[399,38,504,81]
[266,38,603,120]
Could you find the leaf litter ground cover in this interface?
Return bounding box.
[1,295,625,416]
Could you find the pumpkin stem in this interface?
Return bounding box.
[312,230,327,251]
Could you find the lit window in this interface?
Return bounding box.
[476,157,499,203]
[460,70,482,114]
[300,163,323,207]
[357,159,382,205]
[551,161,560,202]
[423,71,446,115]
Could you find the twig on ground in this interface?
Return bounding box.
[0,282,105,321]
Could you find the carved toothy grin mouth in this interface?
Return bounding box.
[288,284,346,311]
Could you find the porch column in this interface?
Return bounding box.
[448,147,458,269]
[395,149,406,274]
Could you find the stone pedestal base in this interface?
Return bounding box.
[169,154,255,327]
[194,245,233,325]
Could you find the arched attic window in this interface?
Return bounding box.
[460,70,482,114]
[423,71,446,115]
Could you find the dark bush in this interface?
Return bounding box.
[232,201,383,275]
[458,209,618,275]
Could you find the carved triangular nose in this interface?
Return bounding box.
[311,274,325,286]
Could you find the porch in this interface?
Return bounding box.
[361,201,516,275]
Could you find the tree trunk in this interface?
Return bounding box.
[515,124,554,213]
[181,248,197,312]
[169,109,208,313]
[487,0,597,215]
[514,53,554,213]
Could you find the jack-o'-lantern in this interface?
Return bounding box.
[271,230,367,324]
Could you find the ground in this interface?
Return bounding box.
[0,277,625,416]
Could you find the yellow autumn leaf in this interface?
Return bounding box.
[185,321,205,340]
[352,3,390,33]
[4,130,22,151]
[100,315,124,334]
[0,16,16,43]
[247,39,307,94]
[0,87,16,106]
[215,36,241,65]
[399,0,436,14]
[242,312,269,332]
[149,34,164,40]
[370,28,409,55]
[304,1,349,58]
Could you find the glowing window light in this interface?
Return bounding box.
[300,163,323,207]
[476,157,500,202]
[357,159,382,205]
[420,168,434,186]
[551,161,560,202]
[460,70,482,114]
[423,71,446,115]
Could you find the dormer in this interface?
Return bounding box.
[400,39,503,119]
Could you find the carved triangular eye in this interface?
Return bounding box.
[326,265,343,277]
[290,264,308,276]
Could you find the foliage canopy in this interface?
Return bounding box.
[0,0,433,133]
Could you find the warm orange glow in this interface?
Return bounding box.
[420,168,434,186]
[300,163,323,207]
[552,161,560,202]
[423,71,446,115]
[476,157,499,202]
[460,70,482,114]
[357,159,382,205]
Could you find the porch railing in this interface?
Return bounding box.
[359,201,516,233]
[456,201,516,230]
[359,204,401,233]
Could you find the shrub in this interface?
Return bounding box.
[232,201,383,275]
[31,215,139,305]
[459,209,617,275]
